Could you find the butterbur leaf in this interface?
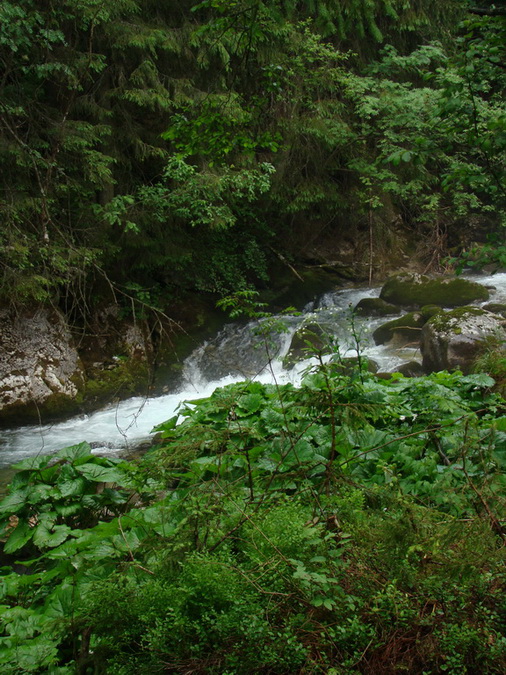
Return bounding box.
[11,456,51,471]
[32,524,72,549]
[57,477,87,498]
[237,393,264,415]
[8,471,36,490]
[76,463,125,483]
[26,484,54,504]
[54,503,81,517]
[44,584,76,619]
[0,488,29,515]
[3,519,33,554]
[1,638,59,671]
[55,442,94,465]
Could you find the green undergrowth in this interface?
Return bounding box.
[1,365,506,673]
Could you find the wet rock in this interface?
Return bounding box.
[283,323,328,368]
[354,297,398,317]
[373,312,426,346]
[394,361,425,378]
[483,303,506,318]
[421,306,505,373]
[0,307,85,422]
[380,273,489,308]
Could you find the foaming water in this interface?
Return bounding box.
[1,272,505,468]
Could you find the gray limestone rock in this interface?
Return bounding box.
[0,307,85,422]
[420,306,505,373]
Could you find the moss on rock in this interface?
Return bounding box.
[373,312,426,346]
[420,305,444,320]
[83,359,150,409]
[354,297,398,317]
[421,306,505,373]
[380,273,489,308]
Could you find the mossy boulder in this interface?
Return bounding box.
[354,297,398,317]
[420,305,444,320]
[421,306,505,374]
[373,312,426,346]
[283,323,328,369]
[379,273,489,308]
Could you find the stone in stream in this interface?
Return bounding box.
[372,312,427,346]
[394,361,425,378]
[354,297,398,317]
[483,303,506,318]
[421,306,505,374]
[379,272,489,308]
[283,323,328,368]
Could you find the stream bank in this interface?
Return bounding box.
[1,270,504,471]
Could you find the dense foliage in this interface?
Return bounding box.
[0,0,505,313]
[1,358,505,673]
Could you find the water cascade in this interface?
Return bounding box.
[1,273,505,469]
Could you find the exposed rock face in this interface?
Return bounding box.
[0,308,85,422]
[421,307,505,374]
[380,273,489,308]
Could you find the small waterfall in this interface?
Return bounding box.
[1,272,505,469]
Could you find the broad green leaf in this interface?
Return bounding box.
[55,442,94,465]
[26,484,54,504]
[3,519,33,554]
[57,477,87,498]
[0,489,29,515]
[75,463,125,483]
[32,524,72,549]
[237,393,264,415]
[44,584,76,619]
[0,637,59,671]
[11,456,51,471]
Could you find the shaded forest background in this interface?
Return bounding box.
[0,0,505,318]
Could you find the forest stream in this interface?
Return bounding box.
[1,272,505,475]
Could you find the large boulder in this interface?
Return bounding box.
[354,297,398,317]
[373,312,426,346]
[380,273,489,308]
[420,306,505,373]
[0,308,85,422]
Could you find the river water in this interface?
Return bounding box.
[1,272,505,470]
